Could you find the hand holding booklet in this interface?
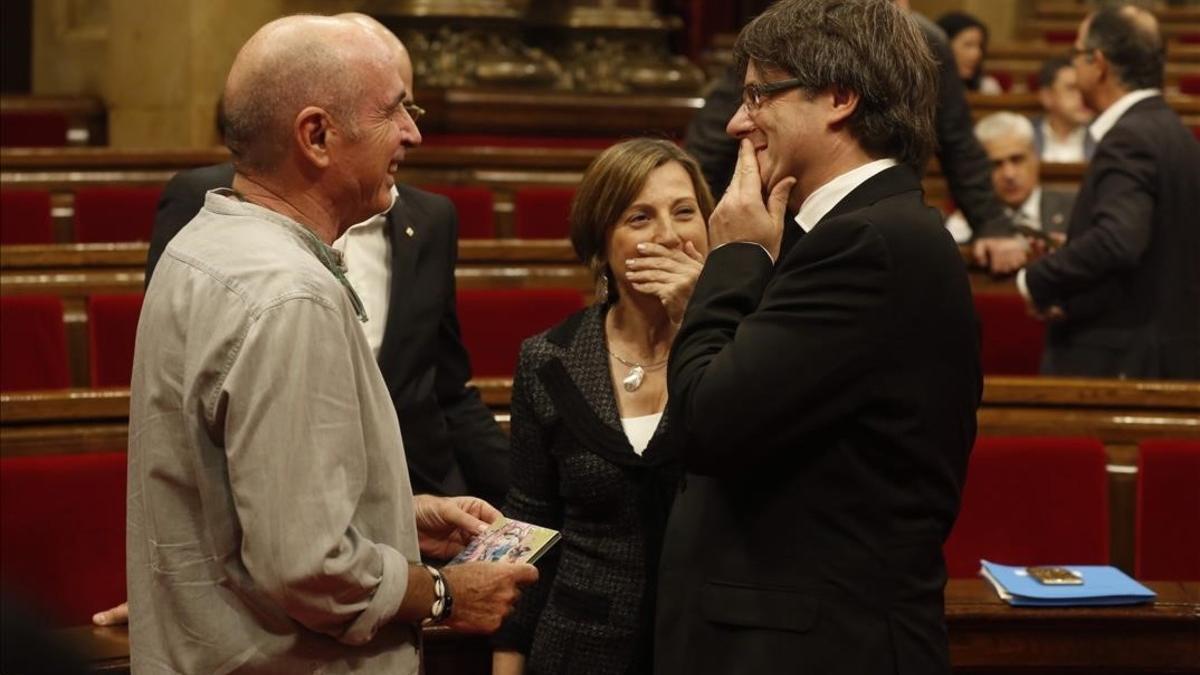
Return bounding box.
[979,560,1156,607]
[449,516,560,565]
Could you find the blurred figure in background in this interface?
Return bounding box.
[946,112,1075,245]
[937,11,1004,94]
[1033,56,1095,162]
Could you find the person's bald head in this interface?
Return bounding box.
[336,12,414,96]
[222,15,398,174]
[1077,3,1164,92]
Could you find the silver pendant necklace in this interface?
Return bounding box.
[608,349,668,392]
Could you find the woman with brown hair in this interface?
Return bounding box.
[491,138,713,675]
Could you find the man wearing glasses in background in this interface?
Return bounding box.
[656,1,981,673]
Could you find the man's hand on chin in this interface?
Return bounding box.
[708,139,796,260]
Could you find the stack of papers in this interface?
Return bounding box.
[979,560,1157,607]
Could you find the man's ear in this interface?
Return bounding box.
[827,86,860,127]
[295,106,332,169]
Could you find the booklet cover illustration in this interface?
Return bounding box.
[449,517,560,565]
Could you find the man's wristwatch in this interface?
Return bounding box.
[419,563,453,626]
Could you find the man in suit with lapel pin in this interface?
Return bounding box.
[656,1,981,673]
[944,112,1076,246]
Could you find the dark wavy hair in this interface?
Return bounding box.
[733,0,939,169]
[936,11,990,92]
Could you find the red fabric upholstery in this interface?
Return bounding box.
[0,295,70,392]
[418,184,495,239]
[1026,72,1042,93]
[1180,74,1200,96]
[72,186,162,243]
[1135,439,1200,580]
[456,288,586,377]
[973,292,1045,375]
[1044,30,1076,44]
[0,452,127,626]
[420,134,622,150]
[0,112,69,148]
[944,436,1109,577]
[514,187,577,239]
[88,294,144,387]
[990,70,1014,93]
[0,189,55,245]
[1180,33,1200,45]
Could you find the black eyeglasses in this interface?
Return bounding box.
[403,100,426,122]
[742,78,806,111]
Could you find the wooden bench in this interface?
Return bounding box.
[50,579,1200,674]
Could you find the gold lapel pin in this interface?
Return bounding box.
[405,226,415,237]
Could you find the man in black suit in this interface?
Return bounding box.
[1019,5,1200,379]
[656,1,981,673]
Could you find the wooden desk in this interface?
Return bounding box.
[52,581,1199,674]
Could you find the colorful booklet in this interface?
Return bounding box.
[448,516,560,565]
[979,560,1157,607]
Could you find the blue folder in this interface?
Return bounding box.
[979,560,1157,607]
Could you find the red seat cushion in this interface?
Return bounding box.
[1044,30,1076,44]
[0,452,127,626]
[0,111,69,148]
[88,294,144,387]
[420,134,622,150]
[1179,74,1200,96]
[0,295,70,391]
[72,186,162,243]
[1136,439,1200,580]
[456,288,586,377]
[513,187,577,239]
[944,436,1109,578]
[990,70,1014,93]
[974,292,1045,375]
[1026,72,1042,93]
[0,189,55,245]
[419,184,495,239]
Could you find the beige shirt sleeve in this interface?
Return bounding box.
[214,294,410,645]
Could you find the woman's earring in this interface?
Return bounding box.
[595,268,610,304]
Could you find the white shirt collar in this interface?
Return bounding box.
[1011,186,1042,229]
[793,159,899,233]
[1088,89,1160,144]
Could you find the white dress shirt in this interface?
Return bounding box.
[1017,89,1161,303]
[1040,119,1088,163]
[794,158,899,232]
[945,186,1042,244]
[332,187,397,358]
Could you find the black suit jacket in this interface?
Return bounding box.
[494,304,681,675]
[1025,96,1200,379]
[656,166,981,675]
[146,163,510,504]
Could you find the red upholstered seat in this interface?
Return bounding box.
[0,189,55,245]
[1135,439,1200,580]
[72,186,162,243]
[0,452,127,626]
[1180,74,1200,96]
[1180,33,1200,45]
[973,292,1045,375]
[0,295,70,392]
[420,134,621,150]
[456,288,586,377]
[419,184,495,239]
[1026,72,1042,93]
[944,436,1109,577]
[514,187,577,239]
[1044,30,1076,44]
[990,70,1014,93]
[88,294,144,387]
[0,111,69,148]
